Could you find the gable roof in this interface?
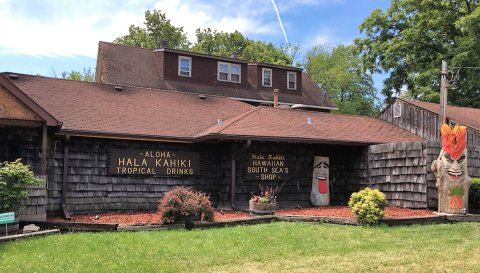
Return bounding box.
[3,73,252,141]
[96,41,337,110]
[1,73,422,145]
[399,98,480,131]
[196,107,423,145]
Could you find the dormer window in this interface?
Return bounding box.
[262,68,272,87]
[218,62,241,83]
[287,72,297,90]
[178,56,191,77]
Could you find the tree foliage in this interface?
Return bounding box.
[192,28,294,66]
[61,68,95,82]
[304,44,378,115]
[113,10,294,66]
[113,10,190,49]
[355,0,480,108]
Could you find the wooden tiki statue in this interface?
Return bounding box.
[431,124,472,213]
[311,156,329,206]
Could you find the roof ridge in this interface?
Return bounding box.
[400,98,480,111]
[193,107,260,137]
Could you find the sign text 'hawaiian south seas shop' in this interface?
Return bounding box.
[245,153,292,181]
[108,149,201,176]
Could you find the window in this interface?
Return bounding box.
[262,68,272,87]
[217,62,241,83]
[393,101,402,118]
[287,72,297,90]
[178,56,191,77]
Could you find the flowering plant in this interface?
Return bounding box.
[158,186,214,223]
[250,182,286,204]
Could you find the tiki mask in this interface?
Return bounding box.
[431,124,472,213]
[311,156,329,206]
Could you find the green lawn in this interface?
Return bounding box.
[1,222,480,273]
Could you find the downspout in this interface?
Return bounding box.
[61,134,71,220]
[230,140,251,209]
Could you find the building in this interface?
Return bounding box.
[380,98,480,146]
[1,43,430,219]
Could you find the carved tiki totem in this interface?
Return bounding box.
[431,124,472,213]
[311,156,329,206]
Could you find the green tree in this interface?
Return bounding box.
[49,67,95,82]
[355,0,480,108]
[192,28,294,66]
[61,68,95,82]
[113,10,190,49]
[304,44,379,115]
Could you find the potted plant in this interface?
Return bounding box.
[0,159,43,233]
[249,182,286,215]
[158,186,214,224]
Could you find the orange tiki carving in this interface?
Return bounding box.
[431,124,472,214]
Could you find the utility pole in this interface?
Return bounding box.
[439,60,448,127]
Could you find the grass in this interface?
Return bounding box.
[1,222,480,273]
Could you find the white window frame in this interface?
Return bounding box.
[262,68,272,87]
[217,62,241,83]
[287,71,297,90]
[178,56,192,77]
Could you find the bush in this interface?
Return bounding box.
[0,159,43,212]
[158,186,214,223]
[469,178,480,208]
[348,187,387,226]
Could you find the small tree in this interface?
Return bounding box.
[0,159,43,212]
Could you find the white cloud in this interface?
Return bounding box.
[0,0,341,58]
[152,0,277,42]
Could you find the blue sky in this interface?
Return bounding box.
[0,0,389,87]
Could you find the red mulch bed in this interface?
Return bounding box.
[276,206,435,219]
[47,207,434,225]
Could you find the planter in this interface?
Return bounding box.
[249,200,277,215]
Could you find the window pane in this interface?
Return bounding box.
[289,81,295,89]
[180,58,190,67]
[219,63,228,73]
[231,74,240,82]
[231,65,240,75]
[219,72,228,81]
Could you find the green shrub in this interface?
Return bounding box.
[158,186,214,223]
[469,178,480,207]
[348,187,387,226]
[0,159,43,211]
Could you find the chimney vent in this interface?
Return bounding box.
[231,52,239,59]
[273,89,279,108]
[217,118,224,125]
[199,94,207,100]
[114,86,123,92]
[8,74,18,80]
[307,117,313,124]
[159,40,169,48]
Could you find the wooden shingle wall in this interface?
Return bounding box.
[235,143,368,209]
[48,137,231,215]
[368,142,428,208]
[379,100,480,146]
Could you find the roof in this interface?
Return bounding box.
[2,73,252,141]
[1,73,422,145]
[197,107,423,145]
[399,98,480,131]
[97,41,336,110]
